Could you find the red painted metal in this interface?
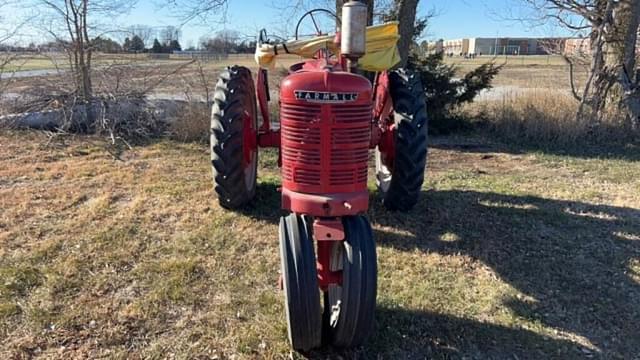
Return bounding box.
[257,68,271,133]
[373,72,393,121]
[372,71,396,170]
[282,188,368,217]
[280,65,372,199]
[242,110,257,170]
[314,218,344,290]
[261,51,397,296]
[256,67,281,168]
[277,60,375,292]
[379,123,396,170]
[258,130,281,148]
[313,218,345,241]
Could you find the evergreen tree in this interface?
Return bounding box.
[130,35,145,52]
[408,52,502,133]
[151,38,164,53]
[379,0,502,133]
[168,39,182,52]
[92,36,123,53]
[123,37,131,52]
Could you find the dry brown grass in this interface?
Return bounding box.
[449,57,639,147]
[467,91,640,146]
[168,102,211,143]
[1,129,639,358]
[473,91,585,143]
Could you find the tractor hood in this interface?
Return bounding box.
[280,68,372,105]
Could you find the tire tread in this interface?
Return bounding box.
[211,65,257,209]
[382,68,429,211]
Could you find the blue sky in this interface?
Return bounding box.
[6,0,577,46]
[118,0,575,46]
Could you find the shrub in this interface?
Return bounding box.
[408,52,502,134]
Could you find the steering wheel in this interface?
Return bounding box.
[258,29,287,46]
[294,9,340,40]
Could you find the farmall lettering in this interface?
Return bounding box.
[294,90,359,103]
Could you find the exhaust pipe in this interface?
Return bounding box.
[341,0,367,70]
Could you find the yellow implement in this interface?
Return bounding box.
[255,22,401,72]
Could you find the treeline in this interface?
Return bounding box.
[90,36,182,54]
[2,31,257,55]
[118,36,182,54]
[199,32,256,54]
[0,37,182,54]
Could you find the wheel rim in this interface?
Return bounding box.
[242,106,258,192]
[376,123,396,194]
[375,147,392,193]
[328,241,347,327]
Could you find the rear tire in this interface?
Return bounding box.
[376,68,428,211]
[326,216,377,348]
[211,66,258,209]
[279,214,322,352]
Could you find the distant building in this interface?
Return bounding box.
[564,38,591,56]
[428,33,640,57]
[441,39,468,55]
[430,37,588,56]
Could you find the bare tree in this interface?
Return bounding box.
[524,0,640,129]
[392,0,419,67]
[0,6,16,44]
[164,0,229,25]
[537,38,591,102]
[375,0,434,67]
[30,0,137,102]
[127,24,155,48]
[160,26,181,46]
[200,30,240,54]
[0,1,23,112]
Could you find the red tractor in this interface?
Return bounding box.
[210,1,428,351]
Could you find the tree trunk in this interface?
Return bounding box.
[395,0,419,68]
[336,0,345,19]
[589,0,640,128]
[614,0,640,129]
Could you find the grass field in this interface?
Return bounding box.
[2,51,566,74]
[0,53,260,73]
[443,54,568,67]
[1,130,638,359]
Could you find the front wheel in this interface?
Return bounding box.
[210,66,258,209]
[279,214,323,352]
[376,68,428,211]
[325,216,377,348]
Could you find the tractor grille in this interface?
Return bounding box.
[281,101,371,193]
